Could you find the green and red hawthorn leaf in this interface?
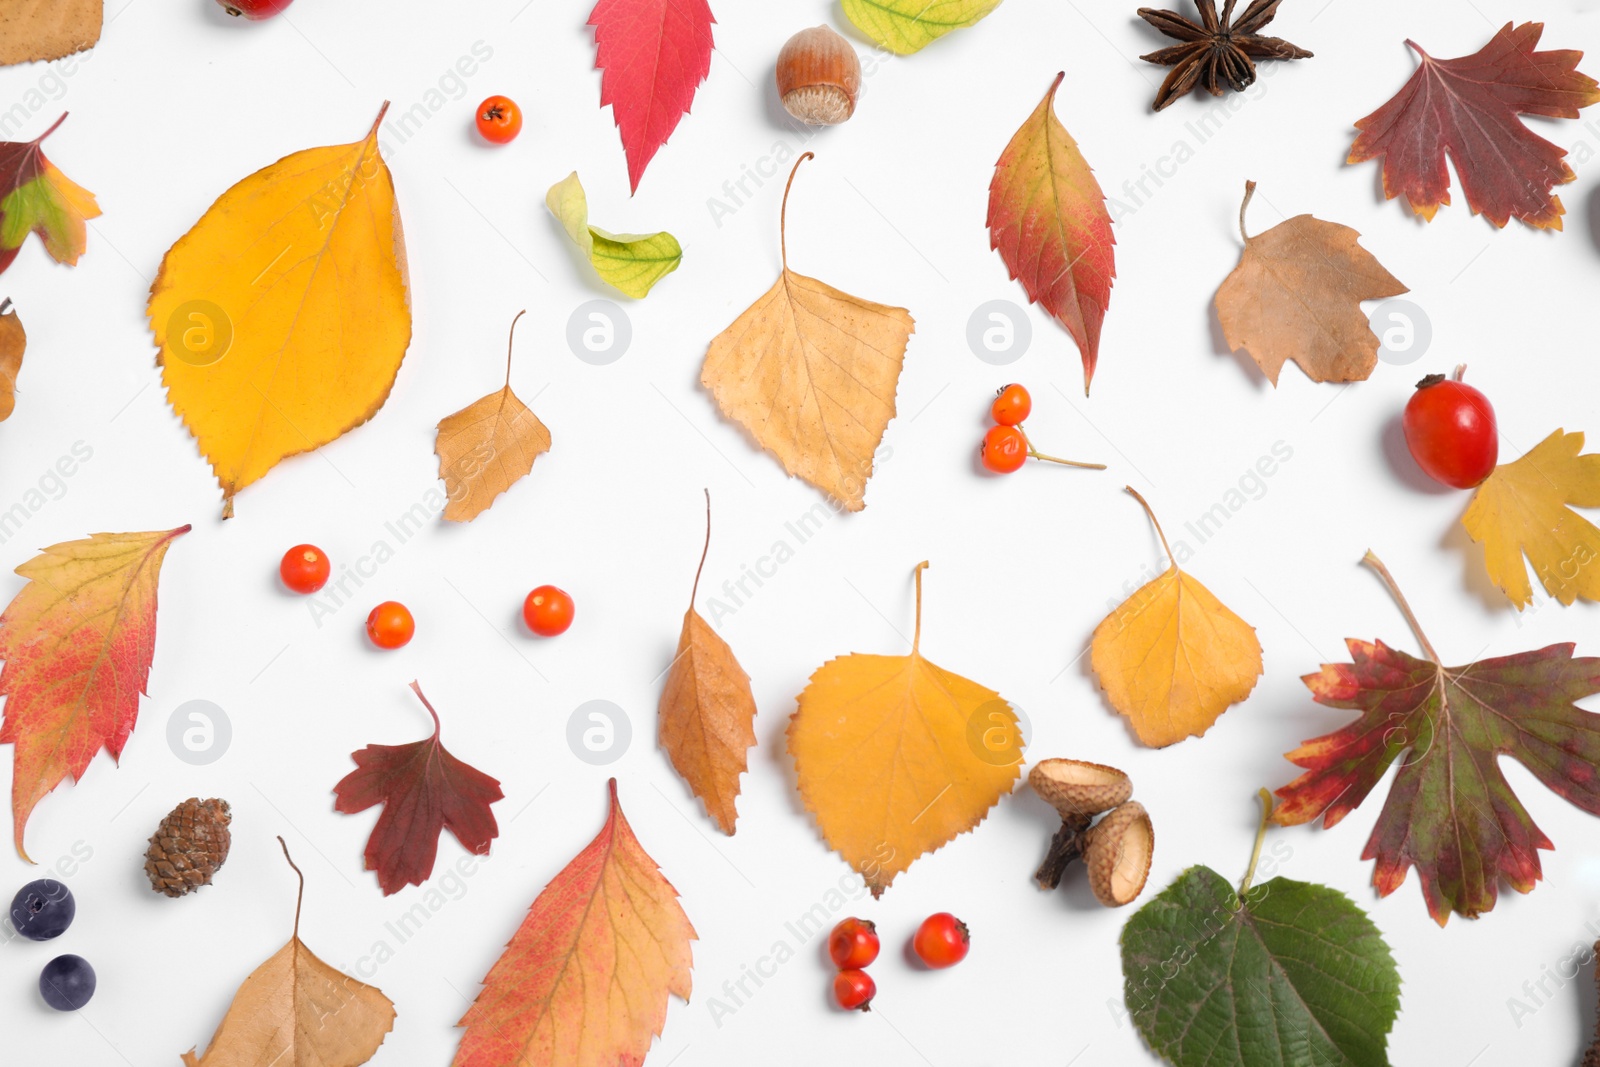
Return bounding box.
[0,113,99,277]
[988,71,1115,394]
[1274,638,1600,924]
[0,526,190,861]
[589,0,715,193]
[333,682,503,896]
[1348,22,1600,229]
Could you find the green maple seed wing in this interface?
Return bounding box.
[1121,867,1399,1067]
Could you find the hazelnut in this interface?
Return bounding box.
[1083,802,1154,907]
[776,26,861,126]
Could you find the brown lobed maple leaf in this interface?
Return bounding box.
[1215,181,1407,386]
[0,298,22,420]
[435,310,552,522]
[452,779,694,1067]
[182,838,395,1066]
[701,152,913,512]
[333,682,503,896]
[659,491,758,834]
[1274,552,1600,924]
[1349,22,1600,229]
[1137,0,1312,111]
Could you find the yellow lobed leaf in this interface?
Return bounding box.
[1461,428,1600,608]
[434,311,551,523]
[702,154,912,512]
[181,938,396,1067]
[788,563,1022,895]
[1215,183,1407,386]
[546,171,681,299]
[0,0,101,66]
[148,106,412,518]
[841,0,1002,54]
[1090,492,1262,747]
[0,299,22,420]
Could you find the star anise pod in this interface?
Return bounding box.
[1136,0,1312,111]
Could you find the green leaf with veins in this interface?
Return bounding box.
[840,0,1002,55]
[546,171,681,299]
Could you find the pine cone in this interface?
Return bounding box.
[145,797,231,898]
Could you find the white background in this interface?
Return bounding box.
[2,0,1599,1063]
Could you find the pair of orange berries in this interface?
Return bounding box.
[979,384,1104,475]
[826,913,971,1012]
[277,545,574,649]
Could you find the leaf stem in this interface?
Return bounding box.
[1125,486,1174,566]
[1238,788,1275,897]
[504,309,527,388]
[1361,550,1442,663]
[34,113,67,145]
[912,560,930,654]
[780,152,815,273]
[408,680,443,737]
[691,488,711,605]
[1238,179,1258,243]
[1020,431,1105,469]
[0,298,11,316]
[277,836,304,939]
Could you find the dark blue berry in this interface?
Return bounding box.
[9,879,74,941]
[39,954,95,1011]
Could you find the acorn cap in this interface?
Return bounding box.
[1083,801,1154,907]
[1028,758,1133,819]
[776,26,861,126]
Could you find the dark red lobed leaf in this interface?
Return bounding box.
[334,684,503,896]
[1275,638,1600,924]
[1348,23,1600,229]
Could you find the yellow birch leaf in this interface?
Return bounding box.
[0,298,22,420]
[1461,428,1600,609]
[183,840,395,1067]
[841,0,1002,55]
[788,562,1022,896]
[0,0,101,66]
[148,104,412,518]
[435,311,551,523]
[546,171,681,298]
[1091,490,1262,748]
[701,153,913,512]
[659,492,758,834]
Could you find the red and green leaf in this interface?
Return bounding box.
[333,682,503,896]
[0,113,100,277]
[0,526,190,861]
[1348,22,1600,229]
[588,0,715,193]
[1275,638,1600,924]
[987,72,1115,394]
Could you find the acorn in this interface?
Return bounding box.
[1029,758,1133,888]
[1083,801,1154,907]
[776,26,861,126]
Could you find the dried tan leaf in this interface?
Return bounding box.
[0,0,101,66]
[701,153,912,511]
[1215,182,1407,386]
[0,300,22,420]
[435,311,551,522]
[659,493,758,834]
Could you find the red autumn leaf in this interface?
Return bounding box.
[0,112,101,277]
[588,0,715,193]
[1273,555,1600,924]
[987,72,1115,394]
[452,779,694,1067]
[333,682,503,896]
[1348,22,1600,229]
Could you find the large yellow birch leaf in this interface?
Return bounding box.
[0,298,22,420]
[148,104,412,518]
[182,840,395,1067]
[659,492,758,834]
[788,562,1023,896]
[701,153,913,512]
[435,311,552,522]
[1091,489,1262,748]
[1461,428,1600,609]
